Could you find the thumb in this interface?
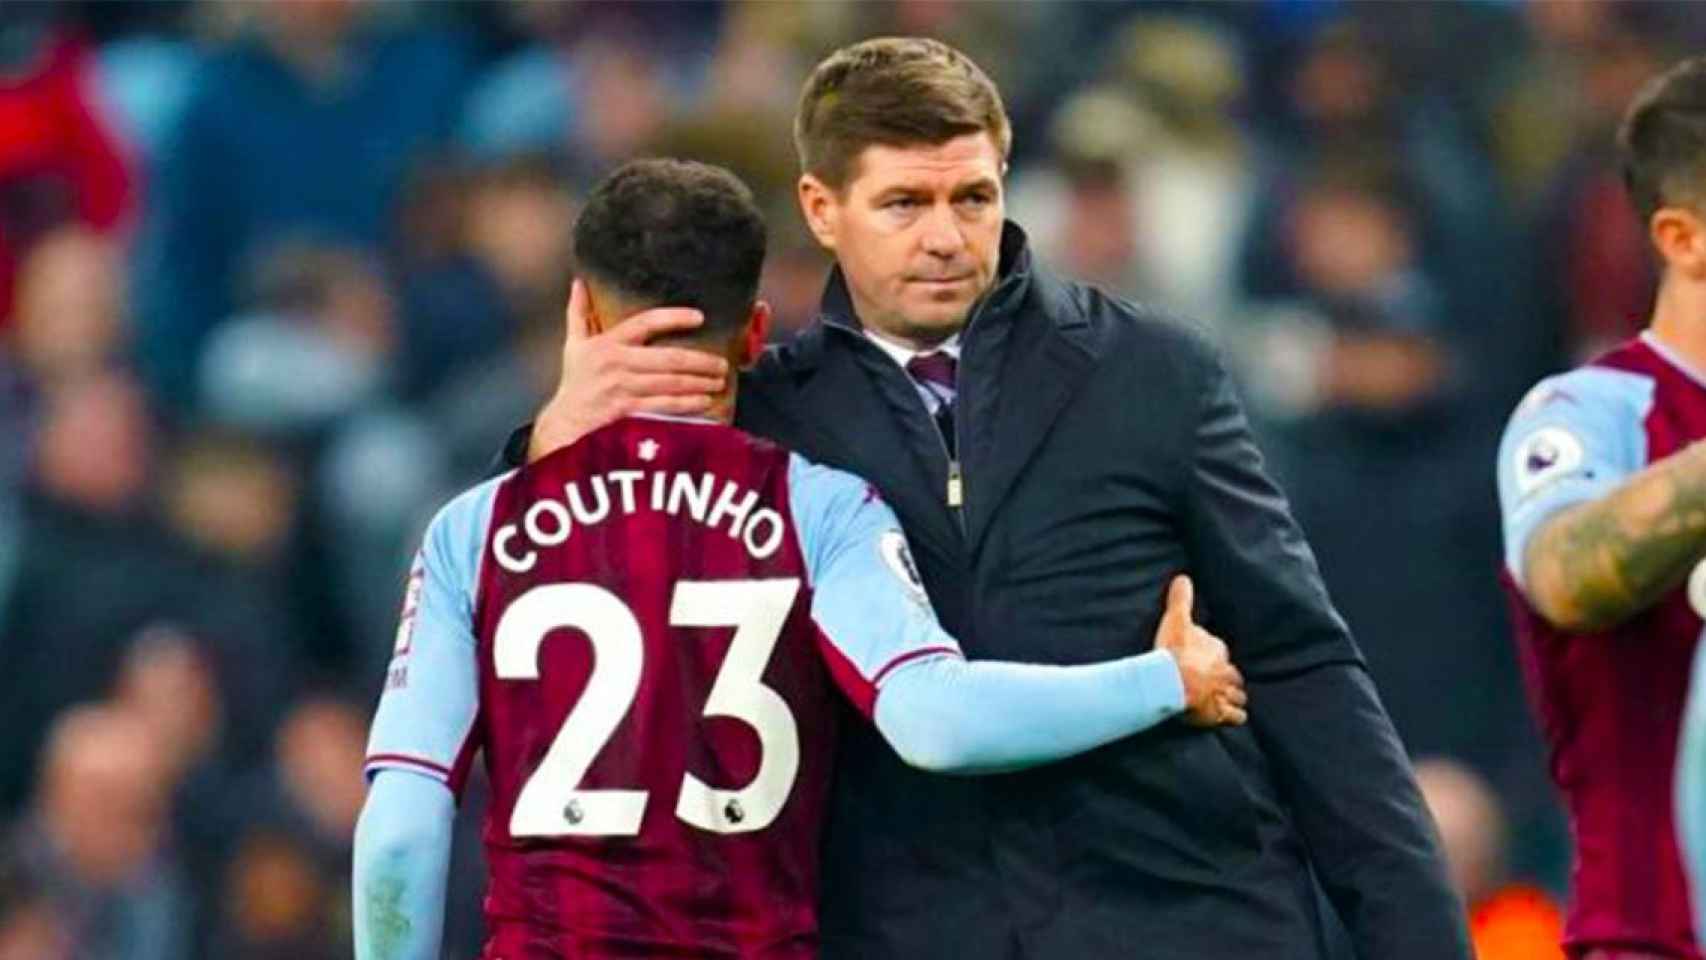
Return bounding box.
[566,278,590,341]
[1160,575,1195,634]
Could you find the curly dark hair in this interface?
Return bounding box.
[1619,56,1706,224]
[572,158,767,340]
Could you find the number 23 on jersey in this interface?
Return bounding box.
[494,578,803,839]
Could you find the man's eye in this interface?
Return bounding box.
[958,194,992,208]
[885,197,920,211]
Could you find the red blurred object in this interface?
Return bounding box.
[1471,885,1567,960]
[0,28,135,331]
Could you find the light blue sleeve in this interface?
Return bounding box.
[873,648,1187,775]
[788,455,1187,773]
[1496,368,1652,587]
[1679,640,1706,937]
[364,474,506,791]
[353,769,454,960]
[787,454,960,697]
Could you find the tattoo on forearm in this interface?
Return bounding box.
[1530,444,1706,629]
[364,874,413,960]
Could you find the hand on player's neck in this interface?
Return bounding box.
[588,286,741,425]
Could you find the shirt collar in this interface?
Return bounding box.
[1641,330,1706,391]
[863,329,962,372]
[629,411,722,426]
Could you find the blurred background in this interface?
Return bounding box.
[1,0,1699,956]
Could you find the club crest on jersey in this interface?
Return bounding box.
[638,439,660,462]
[1515,385,1578,418]
[878,531,930,608]
[1512,427,1585,497]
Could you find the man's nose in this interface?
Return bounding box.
[919,203,966,258]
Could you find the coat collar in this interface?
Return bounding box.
[798,221,1034,361]
[772,221,1097,555]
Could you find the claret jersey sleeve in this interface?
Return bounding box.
[1496,368,1653,588]
[363,474,506,796]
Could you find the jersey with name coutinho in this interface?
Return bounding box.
[365,416,960,959]
[1497,333,1706,959]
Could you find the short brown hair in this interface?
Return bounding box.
[794,37,1011,190]
[1618,56,1706,223]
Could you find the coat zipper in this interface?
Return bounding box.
[940,295,991,529]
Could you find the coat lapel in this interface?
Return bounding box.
[781,325,967,562]
[963,271,1096,555]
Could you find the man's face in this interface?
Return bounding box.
[800,133,1005,347]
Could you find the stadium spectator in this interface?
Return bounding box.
[459,8,697,177]
[1011,16,1256,320]
[0,16,135,333]
[156,433,307,737]
[0,849,70,960]
[0,370,161,808]
[8,225,126,385]
[1009,89,1152,302]
[462,154,575,328]
[1416,759,1566,960]
[1236,160,1523,775]
[0,374,305,810]
[388,158,512,402]
[214,695,366,960]
[1242,17,1505,329]
[134,0,473,413]
[8,704,192,960]
[198,242,396,437]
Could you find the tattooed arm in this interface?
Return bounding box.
[1522,441,1706,631]
[1497,365,1695,633]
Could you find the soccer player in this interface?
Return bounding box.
[1498,57,1706,960]
[351,159,1246,960]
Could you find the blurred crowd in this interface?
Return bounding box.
[1,1,1702,956]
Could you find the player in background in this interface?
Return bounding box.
[1497,57,1706,960]
[351,159,1247,960]
[1667,59,1706,949]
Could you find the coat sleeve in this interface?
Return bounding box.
[1179,341,1471,959]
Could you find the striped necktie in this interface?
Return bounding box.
[906,351,958,455]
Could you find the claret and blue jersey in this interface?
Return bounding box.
[1497,332,1706,958]
[361,414,1186,959]
[365,415,969,957]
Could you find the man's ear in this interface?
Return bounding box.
[798,174,840,252]
[580,281,609,337]
[739,301,773,367]
[1652,206,1706,281]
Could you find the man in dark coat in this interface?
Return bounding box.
[506,36,1469,960]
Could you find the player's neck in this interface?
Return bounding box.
[705,389,736,426]
[1648,277,1706,371]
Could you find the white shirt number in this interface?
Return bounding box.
[493,578,802,838]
